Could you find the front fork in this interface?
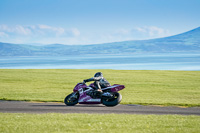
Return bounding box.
[71,92,78,99]
[101,92,114,99]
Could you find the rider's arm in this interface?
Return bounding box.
[93,76,103,81]
[84,76,102,83]
[84,77,94,82]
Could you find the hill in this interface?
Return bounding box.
[0,27,200,56]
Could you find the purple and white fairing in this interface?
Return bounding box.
[73,83,101,104]
[72,83,125,104]
[73,83,87,92]
[109,84,125,92]
[79,86,101,104]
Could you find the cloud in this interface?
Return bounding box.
[0,24,170,44]
[0,24,32,35]
[134,26,170,38]
[0,24,81,44]
[0,32,9,37]
[0,25,11,32]
[0,24,81,37]
[111,26,170,41]
[15,25,32,35]
[71,28,80,36]
[37,24,66,36]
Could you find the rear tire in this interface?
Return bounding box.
[102,93,122,107]
[64,92,79,106]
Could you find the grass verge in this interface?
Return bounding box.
[0,113,200,133]
[0,69,200,107]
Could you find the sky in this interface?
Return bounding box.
[0,0,200,45]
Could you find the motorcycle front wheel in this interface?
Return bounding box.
[102,92,122,107]
[64,92,79,106]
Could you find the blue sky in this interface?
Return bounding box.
[0,0,200,45]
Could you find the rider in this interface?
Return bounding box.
[83,72,111,92]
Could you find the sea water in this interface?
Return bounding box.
[0,53,200,70]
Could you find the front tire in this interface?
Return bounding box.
[64,92,79,106]
[102,92,122,107]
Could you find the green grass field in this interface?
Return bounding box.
[0,113,200,133]
[0,69,200,133]
[0,69,200,107]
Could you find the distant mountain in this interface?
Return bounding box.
[0,27,200,56]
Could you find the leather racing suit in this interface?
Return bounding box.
[83,76,111,90]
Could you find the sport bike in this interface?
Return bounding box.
[64,82,125,107]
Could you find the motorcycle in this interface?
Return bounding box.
[64,82,125,107]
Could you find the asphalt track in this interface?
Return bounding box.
[0,100,200,115]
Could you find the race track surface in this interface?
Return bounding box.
[0,100,200,115]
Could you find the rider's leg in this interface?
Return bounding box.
[94,81,103,97]
[94,81,102,91]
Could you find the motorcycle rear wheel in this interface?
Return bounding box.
[102,92,122,107]
[64,92,79,106]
